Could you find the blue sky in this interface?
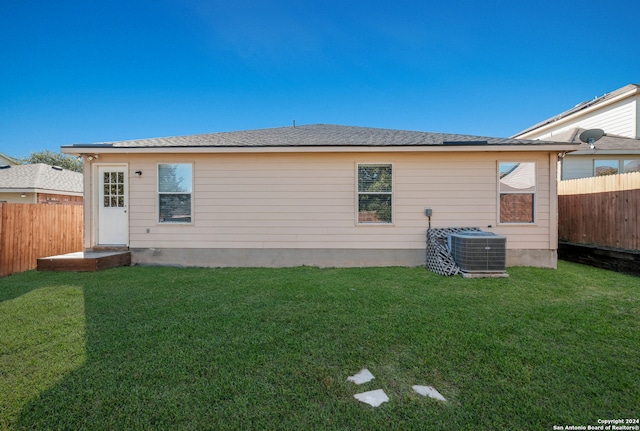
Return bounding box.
[1,0,638,159]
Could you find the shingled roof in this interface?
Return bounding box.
[64,124,563,150]
[0,164,83,193]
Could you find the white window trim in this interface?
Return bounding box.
[157,162,194,225]
[497,161,537,225]
[356,162,394,226]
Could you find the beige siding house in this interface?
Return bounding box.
[62,124,577,268]
[514,84,640,180]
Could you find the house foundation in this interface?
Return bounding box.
[130,248,557,269]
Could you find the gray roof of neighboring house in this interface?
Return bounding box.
[550,128,640,154]
[0,164,83,193]
[514,84,640,137]
[64,124,566,150]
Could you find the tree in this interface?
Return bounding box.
[20,150,83,173]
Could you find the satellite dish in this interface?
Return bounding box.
[579,129,605,144]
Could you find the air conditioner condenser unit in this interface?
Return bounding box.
[448,231,506,273]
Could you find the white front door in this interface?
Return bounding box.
[98,166,128,245]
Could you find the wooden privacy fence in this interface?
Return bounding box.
[0,203,83,277]
[558,172,640,250]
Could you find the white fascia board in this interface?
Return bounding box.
[0,188,37,193]
[40,190,83,196]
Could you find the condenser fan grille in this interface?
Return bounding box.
[448,231,506,273]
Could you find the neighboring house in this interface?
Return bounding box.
[0,163,83,204]
[541,128,640,179]
[513,84,640,179]
[61,124,578,269]
[0,152,19,166]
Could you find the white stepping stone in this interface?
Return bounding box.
[412,385,447,402]
[354,389,389,407]
[347,368,375,385]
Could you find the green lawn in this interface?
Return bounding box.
[1,262,638,430]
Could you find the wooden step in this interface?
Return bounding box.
[37,251,131,272]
